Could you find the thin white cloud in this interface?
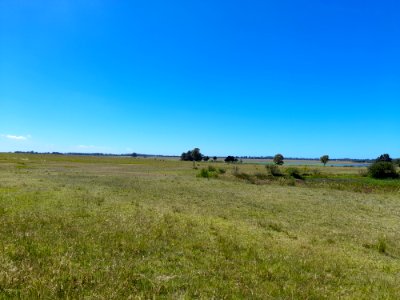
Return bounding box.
[1,134,31,141]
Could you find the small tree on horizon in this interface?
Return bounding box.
[225,156,238,163]
[320,155,329,166]
[191,148,203,161]
[273,154,284,165]
[181,148,203,162]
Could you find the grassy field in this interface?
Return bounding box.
[0,153,400,299]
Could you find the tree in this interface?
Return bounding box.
[213,156,217,162]
[180,151,193,161]
[225,156,238,163]
[180,148,203,161]
[203,156,210,162]
[320,155,329,166]
[273,154,284,165]
[377,154,392,162]
[191,148,203,161]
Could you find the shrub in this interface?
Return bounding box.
[218,168,226,174]
[197,168,219,179]
[207,165,217,172]
[198,168,210,178]
[286,167,303,179]
[394,159,400,167]
[265,164,282,177]
[368,161,398,179]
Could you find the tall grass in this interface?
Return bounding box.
[0,154,399,298]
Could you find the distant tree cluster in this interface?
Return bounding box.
[181,148,203,161]
[224,156,238,163]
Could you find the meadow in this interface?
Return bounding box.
[0,153,399,299]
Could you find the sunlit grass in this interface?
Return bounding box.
[0,154,399,298]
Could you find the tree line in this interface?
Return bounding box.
[180,148,400,180]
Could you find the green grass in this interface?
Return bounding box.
[0,154,400,298]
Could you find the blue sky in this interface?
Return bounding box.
[1,0,399,158]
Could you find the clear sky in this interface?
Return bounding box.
[1,1,399,158]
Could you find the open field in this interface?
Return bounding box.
[0,153,400,299]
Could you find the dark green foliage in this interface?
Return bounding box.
[286,168,303,179]
[265,164,282,177]
[181,151,192,161]
[213,156,217,161]
[320,155,329,166]
[181,148,203,161]
[191,148,203,161]
[273,154,284,165]
[225,156,238,163]
[203,156,210,162]
[368,161,398,179]
[376,154,392,162]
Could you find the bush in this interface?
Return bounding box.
[197,168,219,179]
[286,167,303,179]
[207,165,217,172]
[368,161,398,179]
[394,159,400,167]
[265,164,282,177]
[198,168,210,178]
